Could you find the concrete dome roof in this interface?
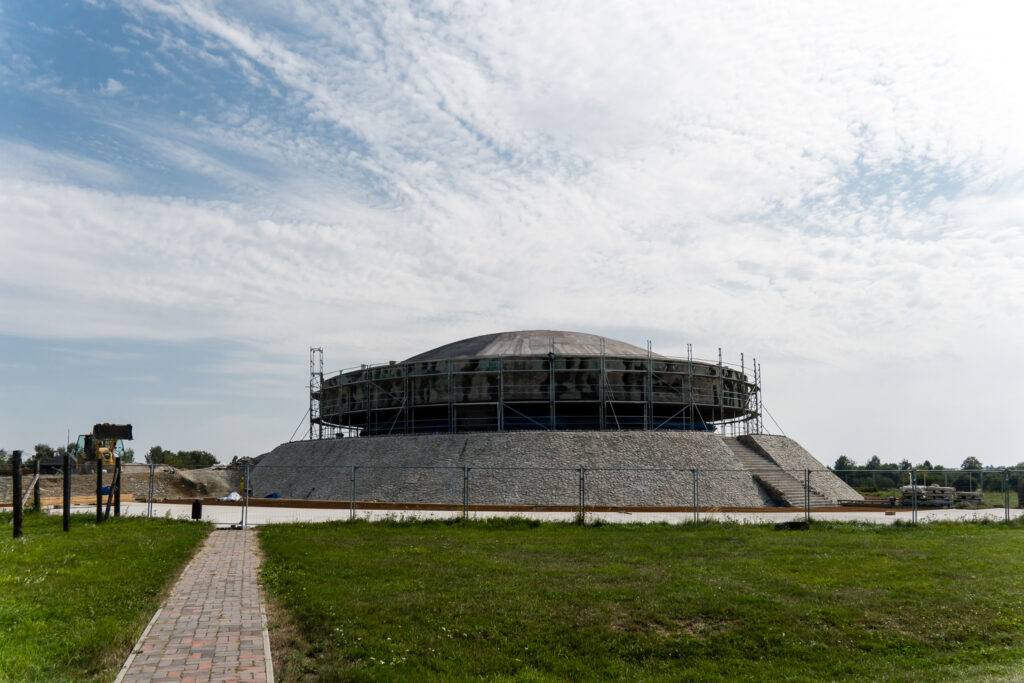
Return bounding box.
[405,330,663,361]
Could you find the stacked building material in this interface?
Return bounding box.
[954,490,984,506]
[900,484,955,508]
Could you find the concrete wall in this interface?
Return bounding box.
[250,431,815,507]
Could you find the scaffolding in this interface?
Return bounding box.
[309,347,323,440]
[309,341,763,439]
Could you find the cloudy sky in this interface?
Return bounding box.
[1,1,1021,467]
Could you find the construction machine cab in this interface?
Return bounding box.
[75,423,132,472]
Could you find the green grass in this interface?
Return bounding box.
[260,518,1024,681]
[0,511,209,681]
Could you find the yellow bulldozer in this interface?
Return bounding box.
[74,423,133,473]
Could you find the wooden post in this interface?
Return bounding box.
[12,450,23,539]
[114,457,121,517]
[96,457,103,524]
[32,459,41,512]
[62,453,71,532]
[104,465,118,520]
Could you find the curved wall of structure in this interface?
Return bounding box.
[315,330,759,436]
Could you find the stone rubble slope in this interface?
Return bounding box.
[741,435,862,502]
[249,432,847,507]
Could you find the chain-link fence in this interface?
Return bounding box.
[6,464,1023,529]
[228,465,1024,526]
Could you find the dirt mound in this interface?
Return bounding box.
[0,464,240,504]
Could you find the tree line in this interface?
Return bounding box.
[0,444,217,469]
[832,455,1024,492]
[143,446,217,469]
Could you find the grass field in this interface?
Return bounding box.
[0,511,209,681]
[260,518,1024,681]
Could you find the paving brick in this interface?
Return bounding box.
[117,529,273,683]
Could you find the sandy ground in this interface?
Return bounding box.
[52,501,1024,528]
[0,464,239,504]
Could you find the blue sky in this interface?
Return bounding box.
[1,1,1022,466]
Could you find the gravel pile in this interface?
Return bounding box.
[0,464,238,504]
[741,435,861,502]
[248,432,842,507]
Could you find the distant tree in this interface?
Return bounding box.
[32,443,55,464]
[919,460,933,470]
[833,455,856,472]
[122,448,135,463]
[866,455,882,470]
[145,445,216,468]
[961,456,982,471]
[0,449,9,466]
[899,459,912,471]
[146,446,172,465]
[175,450,218,468]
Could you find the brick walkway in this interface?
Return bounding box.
[116,529,274,683]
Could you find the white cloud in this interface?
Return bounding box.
[3,1,1023,464]
[98,77,124,95]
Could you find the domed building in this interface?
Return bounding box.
[313,330,761,437]
[252,331,859,509]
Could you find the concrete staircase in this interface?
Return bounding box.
[722,437,833,508]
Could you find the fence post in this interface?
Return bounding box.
[32,459,40,512]
[804,469,810,523]
[62,453,71,532]
[147,464,154,518]
[95,456,103,524]
[463,467,469,519]
[242,464,249,530]
[911,470,917,524]
[581,466,589,520]
[114,456,121,518]
[693,468,699,523]
[12,451,23,539]
[350,466,356,521]
[1004,470,1010,523]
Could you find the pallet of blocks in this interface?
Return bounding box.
[899,484,954,508]
[954,490,984,506]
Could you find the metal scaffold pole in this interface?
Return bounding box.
[718,348,724,433]
[498,357,505,432]
[740,352,746,435]
[687,344,694,430]
[647,340,653,431]
[599,338,606,430]
[755,360,762,434]
[310,347,324,440]
[549,337,556,430]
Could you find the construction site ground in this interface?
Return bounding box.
[0,463,239,506]
[52,500,1024,527]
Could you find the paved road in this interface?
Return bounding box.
[115,529,274,683]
